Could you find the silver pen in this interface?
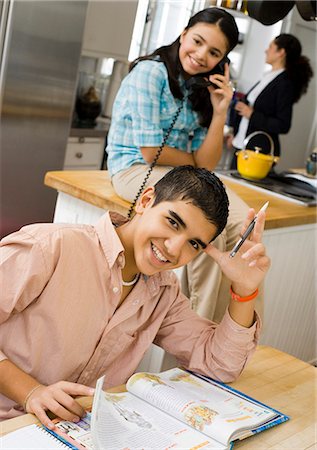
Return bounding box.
[229,201,269,258]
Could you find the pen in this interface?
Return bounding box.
[229,201,269,258]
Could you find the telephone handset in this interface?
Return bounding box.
[185,56,230,90]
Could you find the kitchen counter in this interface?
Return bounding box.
[44,170,316,229]
[44,170,316,363]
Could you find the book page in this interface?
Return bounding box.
[126,368,277,445]
[90,376,227,450]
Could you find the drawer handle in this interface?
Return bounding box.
[75,152,83,159]
[79,137,85,143]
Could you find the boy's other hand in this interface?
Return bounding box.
[204,209,270,295]
[25,381,95,430]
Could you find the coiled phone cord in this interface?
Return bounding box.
[127,98,186,219]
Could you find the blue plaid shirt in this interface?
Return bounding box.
[106,60,207,177]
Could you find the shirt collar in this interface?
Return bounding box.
[95,211,126,269]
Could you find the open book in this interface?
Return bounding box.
[1,368,289,449]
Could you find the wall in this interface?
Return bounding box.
[237,18,282,92]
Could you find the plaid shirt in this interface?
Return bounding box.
[107,60,206,177]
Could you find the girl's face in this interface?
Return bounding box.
[265,41,285,66]
[179,22,228,77]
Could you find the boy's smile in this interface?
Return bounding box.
[117,188,217,277]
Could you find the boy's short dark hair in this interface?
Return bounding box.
[153,166,229,241]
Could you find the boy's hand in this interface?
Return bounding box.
[25,381,95,430]
[204,209,270,295]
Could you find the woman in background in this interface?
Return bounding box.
[106,7,260,323]
[228,33,313,168]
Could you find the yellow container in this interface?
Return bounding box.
[236,131,279,180]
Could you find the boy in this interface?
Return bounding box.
[0,166,269,429]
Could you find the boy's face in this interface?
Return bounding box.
[132,188,217,276]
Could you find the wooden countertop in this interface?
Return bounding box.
[44,170,317,230]
[1,346,316,449]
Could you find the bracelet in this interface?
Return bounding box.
[23,385,42,411]
[230,285,259,303]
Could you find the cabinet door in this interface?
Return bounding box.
[82,0,138,60]
[64,137,105,170]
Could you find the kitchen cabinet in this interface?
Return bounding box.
[81,0,139,60]
[64,137,105,170]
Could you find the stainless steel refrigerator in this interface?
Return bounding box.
[0,0,87,237]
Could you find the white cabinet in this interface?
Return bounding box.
[64,137,105,170]
[82,0,139,60]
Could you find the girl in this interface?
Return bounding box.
[106,7,254,321]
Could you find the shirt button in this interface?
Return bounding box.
[132,299,139,305]
[113,286,119,294]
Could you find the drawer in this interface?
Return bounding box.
[64,137,105,169]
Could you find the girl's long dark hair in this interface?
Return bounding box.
[274,34,313,103]
[130,7,239,128]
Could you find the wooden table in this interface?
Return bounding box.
[1,346,316,449]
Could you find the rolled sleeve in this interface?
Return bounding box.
[134,128,164,148]
[191,127,207,151]
[189,308,261,382]
[155,280,261,383]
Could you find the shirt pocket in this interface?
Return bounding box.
[160,92,180,128]
[120,329,153,355]
[104,329,152,366]
[119,329,153,361]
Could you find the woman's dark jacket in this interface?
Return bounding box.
[232,71,294,156]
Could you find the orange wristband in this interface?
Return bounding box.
[230,286,259,302]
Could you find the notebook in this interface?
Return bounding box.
[0,423,77,449]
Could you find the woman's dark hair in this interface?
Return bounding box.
[274,33,313,103]
[130,7,239,128]
[152,166,229,241]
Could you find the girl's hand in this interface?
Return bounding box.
[204,209,270,295]
[25,381,95,429]
[207,63,234,116]
[235,101,253,119]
